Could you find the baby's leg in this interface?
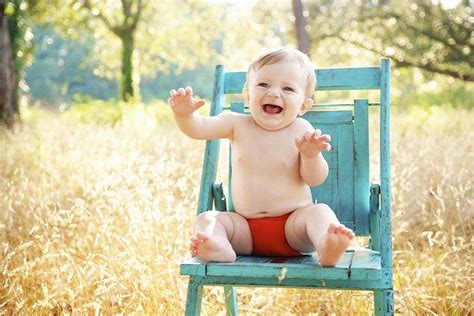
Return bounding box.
[285,204,354,266]
[191,211,252,262]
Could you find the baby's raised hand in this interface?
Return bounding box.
[295,130,332,158]
[168,86,205,117]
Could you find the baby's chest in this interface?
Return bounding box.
[232,135,299,171]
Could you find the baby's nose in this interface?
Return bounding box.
[267,88,281,98]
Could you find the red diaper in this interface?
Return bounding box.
[247,213,303,257]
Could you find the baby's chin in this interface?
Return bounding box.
[251,116,294,131]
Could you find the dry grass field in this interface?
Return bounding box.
[1,104,472,314]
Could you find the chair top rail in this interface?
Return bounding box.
[223,102,380,111]
[223,66,381,94]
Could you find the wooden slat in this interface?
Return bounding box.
[354,99,370,235]
[204,252,352,280]
[370,184,381,251]
[380,58,393,268]
[310,124,338,210]
[337,124,355,225]
[212,183,227,211]
[224,72,246,94]
[228,105,354,124]
[223,67,381,94]
[230,102,245,113]
[181,249,382,281]
[180,257,207,276]
[223,285,238,314]
[302,110,353,124]
[197,275,391,290]
[315,67,381,90]
[349,249,381,280]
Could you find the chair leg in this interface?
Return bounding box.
[374,290,394,315]
[224,285,238,316]
[185,277,203,316]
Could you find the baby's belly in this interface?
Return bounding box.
[231,180,314,219]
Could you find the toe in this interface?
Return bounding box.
[346,228,354,238]
[335,225,346,235]
[327,223,338,234]
[343,227,354,238]
[196,231,209,241]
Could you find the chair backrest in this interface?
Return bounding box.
[197,60,391,237]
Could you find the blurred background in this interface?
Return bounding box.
[1,0,472,119]
[0,0,472,314]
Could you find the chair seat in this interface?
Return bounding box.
[181,248,381,282]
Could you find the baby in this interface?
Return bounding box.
[168,48,354,266]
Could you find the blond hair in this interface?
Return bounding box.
[245,48,316,99]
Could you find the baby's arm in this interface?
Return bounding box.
[295,127,330,186]
[169,87,234,140]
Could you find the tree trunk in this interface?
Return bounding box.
[292,0,311,55]
[120,33,135,102]
[0,0,18,128]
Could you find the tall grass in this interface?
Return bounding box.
[1,103,472,314]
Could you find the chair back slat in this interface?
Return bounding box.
[223,67,381,94]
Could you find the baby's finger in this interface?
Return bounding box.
[194,99,206,109]
[185,86,193,96]
[178,87,186,95]
[295,136,303,146]
[314,129,322,137]
[304,131,314,142]
[320,134,331,142]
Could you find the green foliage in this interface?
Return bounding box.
[26,27,117,104]
[67,96,126,125]
[26,27,217,105]
[300,0,472,81]
[65,96,176,126]
[399,84,473,109]
[140,64,215,102]
[353,0,473,81]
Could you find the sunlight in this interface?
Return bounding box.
[433,0,462,9]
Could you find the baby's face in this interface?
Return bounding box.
[245,60,310,131]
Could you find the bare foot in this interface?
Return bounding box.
[190,231,237,263]
[316,223,354,267]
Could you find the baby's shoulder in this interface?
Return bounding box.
[293,117,315,132]
[216,111,247,124]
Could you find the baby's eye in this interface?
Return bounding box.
[257,82,269,88]
[283,86,295,92]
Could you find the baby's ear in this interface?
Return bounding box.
[299,99,314,115]
[242,88,249,104]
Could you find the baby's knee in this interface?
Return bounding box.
[304,202,332,213]
[195,210,220,223]
[303,203,337,219]
[314,203,333,212]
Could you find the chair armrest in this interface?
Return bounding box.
[369,184,381,251]
[370,184,381,214]
[212,182,227,211]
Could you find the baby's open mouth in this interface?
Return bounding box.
[262,104,283,114]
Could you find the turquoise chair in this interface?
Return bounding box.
[180,59,394,315]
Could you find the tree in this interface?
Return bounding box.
[0,0,23,128]
[346,0,473,81]
[79,0,144,102]
[301,0,473,81]
[48,0,225,102]
[292,0,311,55]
